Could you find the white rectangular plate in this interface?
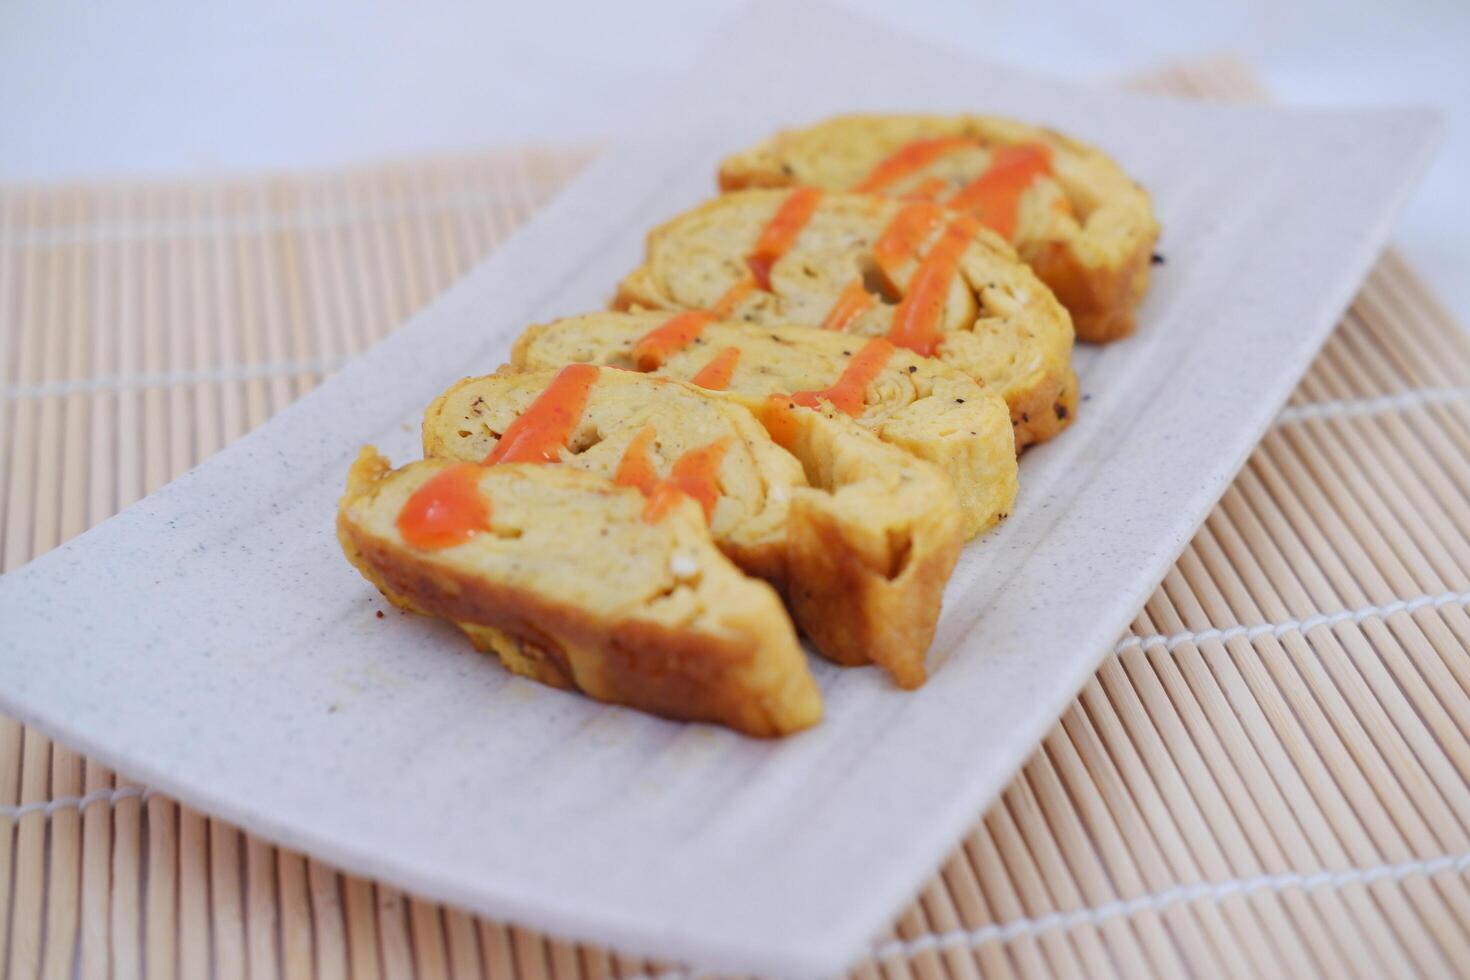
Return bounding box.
[0,3,1440,976]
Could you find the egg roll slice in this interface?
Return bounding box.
[718,114,1159,343]
[337,448,820,736]
[510,311,1016,539]
[424,365,962,687]
[614,189,1076,448]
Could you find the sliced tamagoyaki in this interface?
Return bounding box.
[337,448,821,736]
[614,188,1077,448]
[718,113,1160,343]
[509,310,1017,539]
[422,364,962,688]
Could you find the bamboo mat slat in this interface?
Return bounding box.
[3,59,1470,979]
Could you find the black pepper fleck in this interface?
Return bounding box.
[955,398,965,404]
[1151,252,1166,265]
[376,610,385,619]
[1055,403,1069,420]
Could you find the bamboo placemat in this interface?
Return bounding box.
[3,58,1470,980]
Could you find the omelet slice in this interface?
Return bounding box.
[718,114,1160,343]
[613,189,1077,448]
[510,311,1017,539]
[337,448,821,736]
[423,365,962,688]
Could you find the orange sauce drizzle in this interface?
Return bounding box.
[855,135,976,193]
[746,186,822,290]
[822,278,876,332]
[631,311,714,370]
[902,176,950,202]
[690,346,741,390]
[483,363,598,465]
[887,217,980,357]
[789,338,895,416]
[614,427,730,523]
[613,425,660,495]
[947,142,1053,240]
[701,186,823,318]
[396,463,492,550]
[757,397,802,452]
[872,202,945,283]
[709,277,756,317]
[649,438,729,522]
[640,483,686,524]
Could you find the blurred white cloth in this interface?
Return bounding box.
[2,0,1465,324]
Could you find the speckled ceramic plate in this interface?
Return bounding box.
[0,2,1439,975]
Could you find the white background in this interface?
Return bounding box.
[2,0,1466,324]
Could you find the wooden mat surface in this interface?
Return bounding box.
[4,60,1470,980]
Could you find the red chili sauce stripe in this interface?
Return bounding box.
[855,136,976,193]
[690,346,741,390]
[614,426,730,524]
[947,142,1052,241]
[872,202,945,285]
[745,187,823,291]
[789,338,896,416]
[902,176,951,202]
[631,311,714,371]
[822,278,876,332]
[613,425,660,496]
[397,463,492,550]
[709,277,756,318]
[483,363,599,465]
[887,217,980,357]
[651,438,729,523]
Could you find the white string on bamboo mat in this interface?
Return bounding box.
[0,182,571,248]
[1276,386,1470,425]
[7,784,1468,974]
[0,356,354,400]
[1114,587,1470,655]
[15,585,1459,818]
[864,848,1470,964]
[0,784,154,819]
[616,849,1470,980]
